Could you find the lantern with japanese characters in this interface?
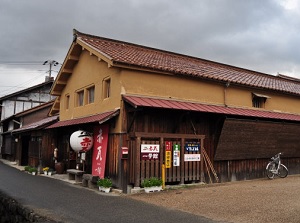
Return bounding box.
[70,130,93,152]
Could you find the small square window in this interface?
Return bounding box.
[252,97,265,108]
[252,93,270,108]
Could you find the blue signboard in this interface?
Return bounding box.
[185,142,200,152]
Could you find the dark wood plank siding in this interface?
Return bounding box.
[125,104,300,186]
[215,118,300,160]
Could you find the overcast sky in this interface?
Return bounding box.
[0,0,300,97]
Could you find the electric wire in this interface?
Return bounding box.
[0,60,60,97]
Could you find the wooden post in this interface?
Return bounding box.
[134,137,141,187]
[160,137,164,177]
[180,138,185,184]
[200,138,204,183]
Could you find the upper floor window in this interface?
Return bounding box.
[65,94,70,109]
[103,78,111,99]
[252,93,270,108]
[87,86,95,104]
[77,90,84,106]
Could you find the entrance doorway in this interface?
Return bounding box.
[21,135,30,166]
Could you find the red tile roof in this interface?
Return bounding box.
[74,30,300,96]
[46,110,119,128]
[123,95,300,122]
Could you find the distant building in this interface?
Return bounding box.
[0,79,55,160]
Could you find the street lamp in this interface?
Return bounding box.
[43,60,59,77]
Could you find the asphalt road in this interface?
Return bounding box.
[0,161,218,223]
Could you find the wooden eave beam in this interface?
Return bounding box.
[56,80,68,85]
[51,90,62,96]
[68,55,79,61]
[62,68,73,74]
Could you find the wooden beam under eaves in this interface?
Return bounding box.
[62,69,72,74]
[68,55,79,61]
[51,90,61,96]
[56,80,67,85]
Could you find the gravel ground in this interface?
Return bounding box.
[129,175,300,223]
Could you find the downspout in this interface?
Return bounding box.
[224,81,230,107]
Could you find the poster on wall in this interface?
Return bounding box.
[92,124,109,178]
[141,144,160,160]
[173,144,180,167]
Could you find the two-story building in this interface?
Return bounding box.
[47,29,300,192]
[0,79,55,161]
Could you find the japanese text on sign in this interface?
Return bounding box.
[165,141,172,168]
[173,144,180,166]
[141,144,160,160]
[141,144,160,153]
[184,154,201,161]
[185,142,200,152]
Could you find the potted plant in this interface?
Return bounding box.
[43,167,49,175]
[24,166,31,173]
[48,168,54,176]
[141,177,163,193]
[97,177,112,193]
[29,167,37,175]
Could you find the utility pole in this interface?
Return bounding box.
[43,60,59,77]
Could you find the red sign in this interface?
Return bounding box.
[92,124,109,178]
[165,141,171,151]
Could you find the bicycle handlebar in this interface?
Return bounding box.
[271,152,283,160]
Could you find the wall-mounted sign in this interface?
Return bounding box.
[92,125,109,178]
[173,144,180,167]
[141,144,160,160]
[121,147,129,159]
[184,154,200,162]
[185,142,200,152]
[165,141,172,168]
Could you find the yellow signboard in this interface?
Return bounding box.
[165,151,171,168]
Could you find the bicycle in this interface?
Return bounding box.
[266,152,288,179]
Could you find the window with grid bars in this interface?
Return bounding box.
[87,86,95,104]
[103,78,111,99]
[77,90,84,106]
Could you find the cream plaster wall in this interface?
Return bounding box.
[60,51,122,121]
[58,51,300,133]
[119,70,225,105]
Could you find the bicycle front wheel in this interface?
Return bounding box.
[278,164,288,178]
[266,163,275,179]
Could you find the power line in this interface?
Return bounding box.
[0,61,45,65]
[0,73,48,97]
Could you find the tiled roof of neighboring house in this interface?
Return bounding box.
[123,95,300,122]
[12,115,58,134]
[74,29,300,96]
[47,110,119,128]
